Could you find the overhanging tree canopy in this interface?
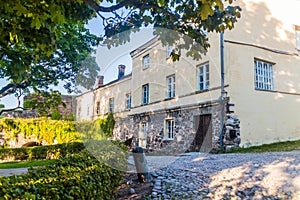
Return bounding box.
[0,0,241,113]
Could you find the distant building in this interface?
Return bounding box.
[76,0,300,152]
[23,94,76,119]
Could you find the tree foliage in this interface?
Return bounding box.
[91,0,241,60]
[0,0,241,113]
[0,1,100,113]
[75,54,100,92]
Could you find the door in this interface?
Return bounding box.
[191,114,212,152]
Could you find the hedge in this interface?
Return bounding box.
[0,142,85,161]
[0,150,127,200]
[0,115,116,146]
[0,118,80,145]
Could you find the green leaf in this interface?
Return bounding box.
[215,0,224,10]
[31,18,42,29]
[200,3,214,20]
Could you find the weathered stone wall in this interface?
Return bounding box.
[114,99,241,153]
[223,113,241,150]
[0,132,42,148]
[115,104,215,153]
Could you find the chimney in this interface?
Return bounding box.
[118,65,126,79]
[96,75,104,88]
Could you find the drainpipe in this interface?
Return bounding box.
[219,31,226,151]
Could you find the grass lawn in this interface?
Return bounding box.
[0,159,57,169]
[228,139,300,153]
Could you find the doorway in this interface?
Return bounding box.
[191,114,212,152]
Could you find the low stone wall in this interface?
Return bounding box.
[0,132,46,148]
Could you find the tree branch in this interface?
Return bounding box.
[0,106,27,116]
[0,82,30,99]
[83,0,179,19]
[0,83,16,98]
[84,0,128,12]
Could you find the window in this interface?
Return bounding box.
[125,93,131,110]
[296,25,300,50]
[198,63,209,91]
[165,119,175,139]
[142,84,149,105]
[96,101,100,115]
[109,98,114,112]
[254,59,274,91]
[143,54,150,69]
[166,46,173,58]
[167,75,175,98]
[139,122,148,148]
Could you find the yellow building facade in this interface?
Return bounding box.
[76,0,300,151]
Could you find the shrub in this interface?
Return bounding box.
[0,150,126,199]
[0,114,116,146]
[69,114,75,121]
[0,142,85,161]
[0,118,80,145]
[51,110,61,120]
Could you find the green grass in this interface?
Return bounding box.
[0,159,57,169]
[228,139,300,153]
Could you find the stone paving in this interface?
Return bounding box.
[145,151,300,200]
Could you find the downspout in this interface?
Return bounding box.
[219,32,226,151]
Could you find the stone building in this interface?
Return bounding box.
[76,0,300,152]
[23,94,76,119]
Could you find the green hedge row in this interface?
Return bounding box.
[0,142,85,161]
[0,114,116,146]
[0,118,80,144]
[0,150,126,199]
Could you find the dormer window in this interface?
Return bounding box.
[143,54,150,69]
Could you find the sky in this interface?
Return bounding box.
[0,17,155,109]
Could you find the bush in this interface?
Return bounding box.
[51,110,61,120]
[0,115,116,146]
[0,150,126,199]
[0,118,80,144]
[0,142,85,161]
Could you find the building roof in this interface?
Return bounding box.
[101,73,132,88]
[130,36,159,57]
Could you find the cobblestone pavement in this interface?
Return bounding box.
[146,151,300,200]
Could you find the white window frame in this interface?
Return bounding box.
[142,84,149,105]
[198,63,209,91]
[143,54,150,69]
[166,45,173,58]
[125,93,131,110]
[95,101,100,115]
[296,26,300,50]
[109,98,114,113]
[167,75,175,98]
[165,118,175,140]
[254,59,274,91]
[139,122,148,148]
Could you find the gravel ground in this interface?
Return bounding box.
[147,151,300,200]
[0,168,28,177]
[1,151,300,200]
